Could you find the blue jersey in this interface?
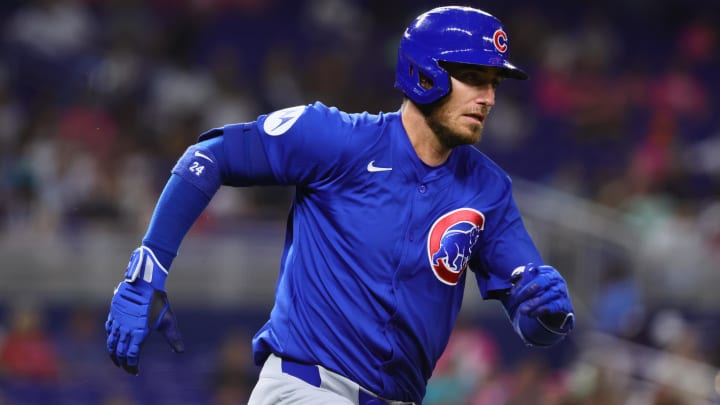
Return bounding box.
[206,102,542,402]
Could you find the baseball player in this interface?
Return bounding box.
[105,6,575,405]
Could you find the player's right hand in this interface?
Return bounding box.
[105,247,184,375]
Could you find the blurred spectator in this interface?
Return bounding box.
[89,36,149,106]
[424,322,499,405]
[629,109,680,191]
[209,329,257,405]
[696,201,720,252]
[682,130,720,185]
[55,306,111,382]
[259,45,307,110]
[591,258,645,339]
[115,140,166,233]
[4,0,94,59]
[638,201,714,302]
[644,310,713,404]
[200,45,261,130]
[503,356,561,405]
[561,361,628,405]
[4,0,97,105]
[0,305,60,381]
[0,71,23,154]
[143,16,216,135]
[648,62,710,122]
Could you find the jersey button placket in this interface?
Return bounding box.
[409,184,428,240]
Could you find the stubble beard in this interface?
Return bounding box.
[420,100,484,149]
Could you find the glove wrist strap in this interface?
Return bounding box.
[124,246,169,291]
[512,311,573,347]
[537,312,575,334]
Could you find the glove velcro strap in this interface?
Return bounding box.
[124,246,169,291]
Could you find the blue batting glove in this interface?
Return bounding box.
[506,263,575,334]
[105,246,184,375]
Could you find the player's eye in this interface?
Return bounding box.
[457,71,499,88]
[442,62,502,89]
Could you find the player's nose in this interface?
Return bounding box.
[472,84,496,106]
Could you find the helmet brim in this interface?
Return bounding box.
[499,63,529,80]
[438,53,529,80]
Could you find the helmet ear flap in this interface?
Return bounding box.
[394,42,451,104]
[406,63,434,91]
[418,70,433,90]
[405,64,434,90]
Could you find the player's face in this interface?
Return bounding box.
[425,64,501,148]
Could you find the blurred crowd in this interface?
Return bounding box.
[1,302,719,404]
[0,0,719,404]
[0,0,719,243]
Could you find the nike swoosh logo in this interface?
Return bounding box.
[194,150,214,163]
[367,160,392,172]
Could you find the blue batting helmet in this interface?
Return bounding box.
[395,6,528,104]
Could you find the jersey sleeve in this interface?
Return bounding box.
[471,178,543,299]
[212,102,355,187]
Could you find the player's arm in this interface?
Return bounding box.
[106,134,250,375]
[497,263,575,347]
[471,175,574,347]
[106,103,349,374]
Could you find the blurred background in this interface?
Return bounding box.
[0,0,718,404]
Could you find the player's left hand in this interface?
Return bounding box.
[105,247,184,375]
[506,263,575,332]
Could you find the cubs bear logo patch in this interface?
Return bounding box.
[427,208,485,285]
